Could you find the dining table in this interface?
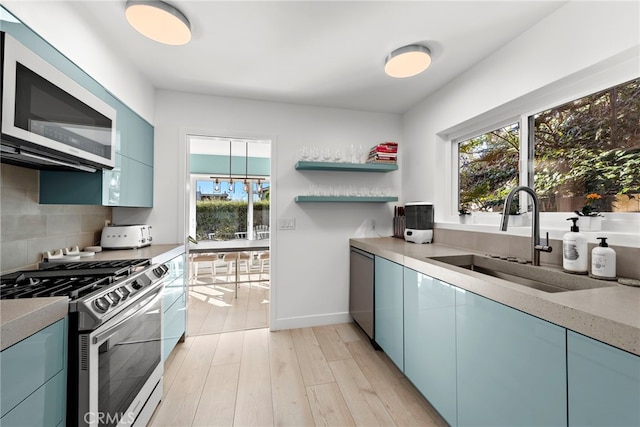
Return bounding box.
[189,239,270,297]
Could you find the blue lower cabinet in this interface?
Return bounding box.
[0,318,67,426]
[163,291,186,362]
[374,256,404,371]
[162,253,187,362]
[568,331,640,426]
[0,370,66,427]
[403,268,457,426]
[456,290,567,427]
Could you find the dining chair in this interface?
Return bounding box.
[191,253,220,281]
[254,225,269,239]
[222,252,251,292]
[258,251,270,272]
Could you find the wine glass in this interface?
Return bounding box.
[299,146,310,161]
[333,148,342,163]
[322,147,332,162]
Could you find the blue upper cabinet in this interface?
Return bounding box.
[567,331,640,426]
[456,289,567,427]
[403,268,457,426]
[374,256,404,371]
[108,93,154,167]
[39,99,154,207]
[3,8,154,207]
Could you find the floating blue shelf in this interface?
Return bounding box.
[295,196,398,203]
[295,161,397,172]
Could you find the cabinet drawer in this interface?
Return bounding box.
[0,318,66,417]
[0,370,66,427]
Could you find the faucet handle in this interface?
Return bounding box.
[535,232,553,253]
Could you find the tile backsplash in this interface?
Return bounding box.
[0,164,111,273]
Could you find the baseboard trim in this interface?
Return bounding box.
[270,312,351,331]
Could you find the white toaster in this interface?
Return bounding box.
[101,224,152,249]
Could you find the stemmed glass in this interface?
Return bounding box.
[299,146,310,161]
[333,148,342,163]
[322,147,332,162]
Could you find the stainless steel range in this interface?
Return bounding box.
[0,259,170,427]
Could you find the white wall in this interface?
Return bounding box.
[116,91,402,329]
[1,1,155,122]
[403,1,639,222]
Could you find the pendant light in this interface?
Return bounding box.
[384,44,431,78]
[125,0,192,45]
[243,141,249,193]
[214,178,220,192]
[227,140,234,193]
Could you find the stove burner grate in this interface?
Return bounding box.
[0,259,149,300]
[1,275,113,299]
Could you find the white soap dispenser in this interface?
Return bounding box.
[591,237,616,279]
[563,217,588,274]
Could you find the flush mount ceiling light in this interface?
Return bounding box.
[384,44,431,78]
[125,0,191,45]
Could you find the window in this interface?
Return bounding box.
[532,79,640,213]
[458,78,640,215]
[458,123,520,213]
[194,180,270,240]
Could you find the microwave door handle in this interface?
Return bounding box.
[21,152,97,173]
[93,286,163,345]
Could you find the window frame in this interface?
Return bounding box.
[452,116,526,215]
[449,74,639,224]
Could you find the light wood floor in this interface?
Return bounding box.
[188,270,270,335]
[149,323,447,427]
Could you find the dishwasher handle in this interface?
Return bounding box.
[350,247,374,259]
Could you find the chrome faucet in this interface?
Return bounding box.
[499,185,552,266]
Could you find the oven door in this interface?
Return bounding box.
[80,284,163,427]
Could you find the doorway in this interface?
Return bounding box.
[186,135,271,335]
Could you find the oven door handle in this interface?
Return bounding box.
[93,283,164,345]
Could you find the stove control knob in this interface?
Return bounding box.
[119,286,131,299]
[131,280,143,290]
[153,265,168,278]
[93,297,110,313]
[109,291,121,305]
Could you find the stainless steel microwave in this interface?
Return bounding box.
[1,32,116,172]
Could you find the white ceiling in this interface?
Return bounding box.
[43,1,568,114]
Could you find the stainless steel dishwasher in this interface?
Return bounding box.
[349,247,374,340]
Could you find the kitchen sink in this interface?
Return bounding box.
[428,254,618,293]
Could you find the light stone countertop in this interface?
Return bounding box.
[67,244,186,265]
[0,297,68,351]
[0,244,185,351]
[350,237,640,356]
